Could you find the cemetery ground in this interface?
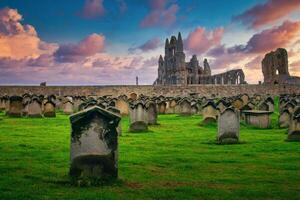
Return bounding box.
[0,100,300,200]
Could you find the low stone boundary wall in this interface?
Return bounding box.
[0,84,299,97]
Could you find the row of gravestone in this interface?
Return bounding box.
[278,94,300,141]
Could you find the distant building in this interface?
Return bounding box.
[154,32,246,85]
[262,48,300,85]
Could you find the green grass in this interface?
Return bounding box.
[0,99,300,200]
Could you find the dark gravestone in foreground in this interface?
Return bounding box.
[69,106,121,181]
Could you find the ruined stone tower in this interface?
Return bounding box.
[154,32,246,85]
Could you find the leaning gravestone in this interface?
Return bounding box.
[8,96,23,117]
[69,106,121,181]
[217,107,240,144]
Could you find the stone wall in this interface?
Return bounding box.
[0,84,299,97]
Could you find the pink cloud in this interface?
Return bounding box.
[79,0,105,19]
[234,0,300,28]
[129,37,161,52]
[54,33,105,63]
[140,0,179,28]
[185,27,224,55]
[244,20,300,53]
[0,8,58,60]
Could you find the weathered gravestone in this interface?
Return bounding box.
[287,107,300,141]
[44,100,56,117]
[146,101,158,125]
[202,101,218,124]
[179,98,191,116]
[157,101,166,114]
[8,96,23,117]
[28,97,43,117]
[115,96,129,116]
[278,109,290,128]
[63,100,74,115]
[232,98,244,110]
[165,99,176,114]
[69,106,121,181]
[129,102,148,132]
[217,107,240,144]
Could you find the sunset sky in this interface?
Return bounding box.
[0,0,299,85]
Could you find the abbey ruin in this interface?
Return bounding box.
[262,48,300,85]
[154,33,246,85]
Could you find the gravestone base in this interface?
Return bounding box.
[130,121,148,132]
[44,112,56,117]
[287,131,300,141]
[70,154,117,181]
[218,135,239,144]
[28,114,43,118]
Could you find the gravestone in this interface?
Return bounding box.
[287,107,300,141]
[8,96,23,117]
[28,97,43,117]
[157,101,166,114]
[278,109,290,128]
[202,101,218,124]
[63,100,74,115]
[69,106,121,180]
[129,102,148,132]
[44,100,56,117]
[217,107,240,144]
[146,101,158,125]
[166,99,176,114]
[179,99,191,116]
[232,98,244,110]
[115,97,129,116]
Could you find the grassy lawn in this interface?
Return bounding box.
[0,100,300,199]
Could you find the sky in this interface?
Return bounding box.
[0,0,299,85]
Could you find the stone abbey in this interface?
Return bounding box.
[154,32,246,85]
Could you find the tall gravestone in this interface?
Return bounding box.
[217,107,240,144]
[69,106,121,181]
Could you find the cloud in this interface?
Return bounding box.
[54,33,105,63]
[129,37,161,52]
[185,27,224,55]
[0,7,58,60]
[209,19,300,64]
[140,0,179,28]
[79,0,105,19]
[233,0,300,28]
